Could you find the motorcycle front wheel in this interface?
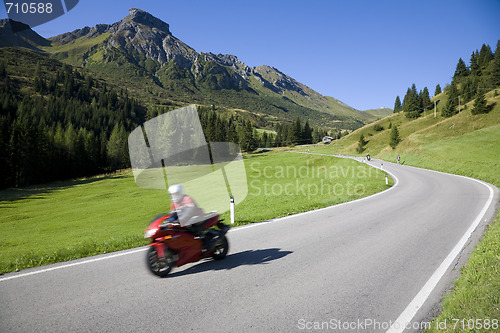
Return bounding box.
[212,235,229,260]
[146,246,175,277]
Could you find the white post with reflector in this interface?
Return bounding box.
[230,195,235,224]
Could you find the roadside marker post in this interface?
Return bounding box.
[230,195,235,224]
[386,174,388,185]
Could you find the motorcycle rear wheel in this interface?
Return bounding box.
[212,235,229,260]
[146,246,175,277]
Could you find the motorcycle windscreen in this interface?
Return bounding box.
[210,142,248,206]
[128,105,248,223]
[180,142,247,215]
[128,105,211,189]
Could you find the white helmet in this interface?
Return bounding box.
[168,184,184,203]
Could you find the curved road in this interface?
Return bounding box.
[1,155,498,332]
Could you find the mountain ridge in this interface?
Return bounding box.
[0,18,50,50]
[1,8,384,129]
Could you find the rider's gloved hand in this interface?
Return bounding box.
[167,211,178,222]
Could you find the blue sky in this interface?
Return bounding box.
[2,0,499,110]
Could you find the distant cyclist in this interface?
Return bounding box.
[397,155,401,165]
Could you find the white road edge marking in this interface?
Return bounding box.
[0,248,146,282]
[386,176,495,333]
[1,152,397,282]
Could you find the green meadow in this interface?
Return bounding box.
[220,151,391,224]
[0,172,168,274]
[0,151,391,274]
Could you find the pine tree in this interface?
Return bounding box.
[453,58,469,79]
[63,123,77,167]
[107,123,127,170]
[389,125,400,149]
[442,83,459,118]
[0,61,6,79]
[402,88,411,110]
[239,120,255,152]
[421,87,432,110]
[286,125,295,146]
[478,44,493,70]
[33,62,46,93]
[441,101,454,118]
[0,116,11,187]
[393,96,402,113]
[356,134,367,153]
[490,40,500,87]
[403,84,421,118]
[471,89,488,115]
[226,118,238,144]
[302,120,313,144]
[9,118,28,186]
[74,127,87,176]
[261,132,268,148]
[83,129,99,174]
[461,76,478,102]
[312,128,321,144]
[289,116,301,145]
[470,50,480,76]
[448,83,459,106]
[434,84,442,96]
[216,117,226,142]
[274,124,283,147]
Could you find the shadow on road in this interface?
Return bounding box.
[166,248,292,278]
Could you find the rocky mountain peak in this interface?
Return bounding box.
[253,65,305,95]
[126,8,170,34]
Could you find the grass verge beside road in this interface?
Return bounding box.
[425,212,500,332]
[0,150,391,274]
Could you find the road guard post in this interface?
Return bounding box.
[230,195,235,224]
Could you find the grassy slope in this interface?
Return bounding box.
[0,151,391,274]
[257,84,374,124]
[350,90,499,186]
[42,33,112,66]
[297,89,500,330]
[362,107,393,119]
[248,65,375,124]
[301,89,500,185]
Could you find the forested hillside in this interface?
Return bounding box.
[0,48,330,188]
[0,48,145,188]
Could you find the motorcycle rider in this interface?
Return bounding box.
[168,184,204,228]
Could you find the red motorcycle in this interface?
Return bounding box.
[144,212,230,277]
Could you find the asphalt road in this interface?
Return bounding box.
[1,156,498,333]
